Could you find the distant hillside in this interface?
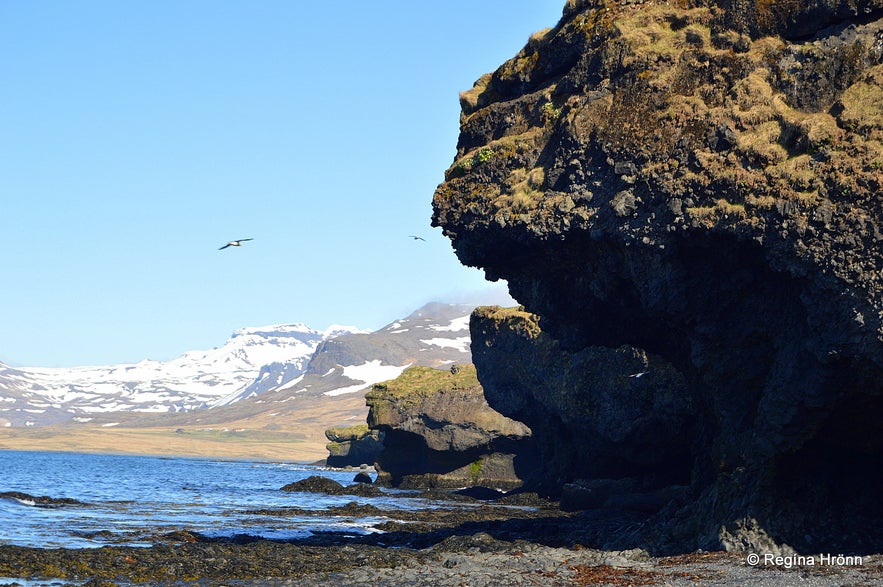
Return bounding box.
[0,324,359,428]
[0,302,479,431]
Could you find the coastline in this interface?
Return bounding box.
[0,390,370,464]
[1,486,880,587]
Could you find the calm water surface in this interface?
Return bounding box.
[0,450,428,549]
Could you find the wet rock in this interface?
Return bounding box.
[353,471,373,484]
[281,476,345,494]
[0,491,87,508]
[341,483,385,498]
[280,475,385,498]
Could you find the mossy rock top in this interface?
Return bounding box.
[472,306,542,340]
[365,364,481,401]
[324,423,372,442]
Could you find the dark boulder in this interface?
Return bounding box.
[353,471,373,484]
[280,476,345,494]
[280,475,384,497]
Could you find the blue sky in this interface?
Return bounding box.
[0,1,563,367]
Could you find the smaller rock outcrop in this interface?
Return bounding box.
[470,306,695,497]
[366,365,532,490]
[324,424,384,468]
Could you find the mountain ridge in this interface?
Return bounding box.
[0,302,480,429]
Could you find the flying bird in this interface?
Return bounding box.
[219,238,253,250]
[409,235,426,241]
[627,371,648,378]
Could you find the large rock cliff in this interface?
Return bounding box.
[433,0,883,554]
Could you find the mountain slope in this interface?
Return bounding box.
[285,302,474,397]
[113,302,480,429]
[0,302,479,430]
[0,324,360,427]
[0,302,483,460]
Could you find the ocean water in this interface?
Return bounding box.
[0,450,424,549]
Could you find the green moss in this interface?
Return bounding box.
[476,146,495,163]
[499,49,540,80]
[448,145,500,179]
[473,306,543,340]
[365,365,481,406]
[325,423,370,440]
[469,458,484,484]
[326,442,345,456]
[541,101,562,124]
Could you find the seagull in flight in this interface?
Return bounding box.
[627,371,648,378]
[219,238,253,250]
[409,235,426,241]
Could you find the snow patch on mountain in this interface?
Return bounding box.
[420,337,471,353]
[322,361,412,397]
[0,301,485,427]
[0,323,363,424]
[343,360,409,383]
[427,315,470,332]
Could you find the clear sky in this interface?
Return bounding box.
[0,1,564,367]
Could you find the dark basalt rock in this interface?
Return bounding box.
[365,365,533,490]
[281,475,346,494]
[280,475,385,497]
[353,471,373,484]
[433,0,883,555]
[0,491,86,508]
[324,424,385,468]
[470,306,695,497]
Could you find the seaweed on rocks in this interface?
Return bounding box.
[0,491,87,508]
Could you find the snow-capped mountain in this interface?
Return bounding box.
[275,301,476,399]
[0,302,486,428]
[0,323,362,427]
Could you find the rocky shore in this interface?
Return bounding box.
[1,483,881,586]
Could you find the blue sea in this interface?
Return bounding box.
[0,450,425,550]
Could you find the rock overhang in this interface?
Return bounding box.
[433,0,883,553]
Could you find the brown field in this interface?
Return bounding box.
[0,393,370,463]
[0,426,326,462]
